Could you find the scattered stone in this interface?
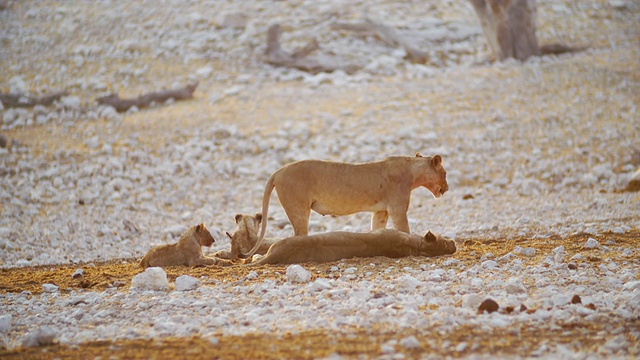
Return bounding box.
[286,264,312,284]
[42,283,59,293]
[131,267,170,291]
[478,298,499,314]
[0,314,12,333]
[514,246,536,257]
[505,277,527,294]
[21,326,57,347]
[175,275,201,291]
[399,335,421,350]
[72,268,84,279]
[584,238,600,249]
[571,295,582,304]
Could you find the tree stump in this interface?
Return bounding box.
[469,0,540,61]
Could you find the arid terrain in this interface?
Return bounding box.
[1,0,639,359]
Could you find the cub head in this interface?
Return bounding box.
[415,153,448,198]
[420,231,456,256]
[226,213,262,256]
[194,223,216,247]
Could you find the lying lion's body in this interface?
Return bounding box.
[241,154,448,259]
[245,229,455,266]
[213,213,277,260]
[140,223,231,268]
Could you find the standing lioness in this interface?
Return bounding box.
[239,153,448,259]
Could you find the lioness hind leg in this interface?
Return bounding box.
[279,199,311,235]
[371,211,389,230]
[191,256,232,267]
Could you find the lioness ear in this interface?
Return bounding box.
[431,154,442,167]
[226,231,233,239]
[255,213,263,224]
[415,152,423,157]
[196,223,204,232]
[235,214,243,224]
[425,231,436,242]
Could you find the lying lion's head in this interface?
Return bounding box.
[194,223,216,247]
[420,230,456,256]
[226,213,262,256]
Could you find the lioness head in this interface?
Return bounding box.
[416,153,448,198]
[420,231,456,256]
[194,223,216,247]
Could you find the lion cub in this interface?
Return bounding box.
[213,213,277,260]
[140,223,232,268]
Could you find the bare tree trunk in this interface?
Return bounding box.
[469,0,540,61]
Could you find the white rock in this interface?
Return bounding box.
[482,260,499,269]
[310,278,332,292]
[42,283,59,293]
[131,267,170,291]
[462,293,483,308]
[397,274,421,292]
[21,326,57,347]
[0,314,12,333]
[196,66,214,78]
[399,335,421,349]
[85,136,100,149]
[584,238,599,249]
[286,264,312,283]
[514,246,537,257]
[175,275,201,291]
[246,271,259,280]
[61,95,82,108]
[622,280,640,291]
[505,278,527,294]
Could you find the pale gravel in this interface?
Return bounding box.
[1,0,639,358]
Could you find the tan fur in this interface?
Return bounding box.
[213,213,277,260]
[245,229,456,266]
[240,153,448,259]
[139,223,232,268]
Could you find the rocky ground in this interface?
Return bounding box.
[1,0,639,358]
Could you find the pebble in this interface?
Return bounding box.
[478,299,499,314]
[175,275,201,291]
[286,265,312,284]
[42,284,59,293]
[131,267,170,291]
[0,314,12,333]
[21,326,57,347]
[584,238,600,249]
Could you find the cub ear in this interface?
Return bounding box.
[415,152,423,157]
[235,214,243,224]
[226,231,233,239]
[431,154,442,167]
[196,223,205,232]
[255,213,263,223]
[425,231,437,242]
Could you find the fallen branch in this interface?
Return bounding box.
[331,18,429,64]
[264,24,359,74]
[0,90,69,108]
[96,82,198,112]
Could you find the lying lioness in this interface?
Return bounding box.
[245,229,456,266]
[140,223,232,268]
[213,213,277,260]
[240,153,448,259]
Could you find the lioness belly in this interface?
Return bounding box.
[310,197,387,216]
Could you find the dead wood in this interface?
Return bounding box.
[263,24,359,74]
[331,18,429,64]
[0,90,69,108]
[96,82,198,112]
[469,0,587,61]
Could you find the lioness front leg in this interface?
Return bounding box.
[212,250,234,260]
[190,257,232,267]
[371,211,389,230]
[388,208,410,233]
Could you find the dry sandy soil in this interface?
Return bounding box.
[1,0,639,359]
